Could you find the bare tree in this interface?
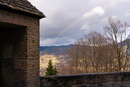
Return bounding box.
[65,18,129,75]
[104,17,129,71]
[84,32,115,72]
[66,32,116,74]
[122,36,130,71]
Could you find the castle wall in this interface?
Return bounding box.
[40,72,130,87]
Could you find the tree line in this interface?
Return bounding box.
[57,18,130,75]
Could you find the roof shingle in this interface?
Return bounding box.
[0,0,45,18]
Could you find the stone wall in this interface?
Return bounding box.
[40,72,130,87]
[0,9,40,87]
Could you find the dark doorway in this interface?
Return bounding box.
[0,25,26,87]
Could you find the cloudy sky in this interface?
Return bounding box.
[28,0,130,46]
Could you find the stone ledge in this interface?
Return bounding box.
[40,71,130,87]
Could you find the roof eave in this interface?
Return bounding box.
[0,3,46,19]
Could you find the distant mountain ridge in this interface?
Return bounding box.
[118,38,130,51]
[40,44,73,56]
[40,38,130,56]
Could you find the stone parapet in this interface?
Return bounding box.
[40,71,130,87]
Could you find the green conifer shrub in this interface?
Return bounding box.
[45,60,57,76]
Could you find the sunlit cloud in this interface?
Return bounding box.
[125,13,130,16]
[83,6,105,18]
[111,16,117,19]
[80,23,90,30]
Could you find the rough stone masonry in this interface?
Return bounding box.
[40,72,130,87]
[0,0,45,87]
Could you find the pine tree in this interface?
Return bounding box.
[53,66,58,75]
[45,60,57,76]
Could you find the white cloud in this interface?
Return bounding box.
[40,39,55,46]
[125,13,130,16]
[80,23,90,30]
[83,6,105,17]
[111,16,117,19]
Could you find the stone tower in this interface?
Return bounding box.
[0,0,45,87]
